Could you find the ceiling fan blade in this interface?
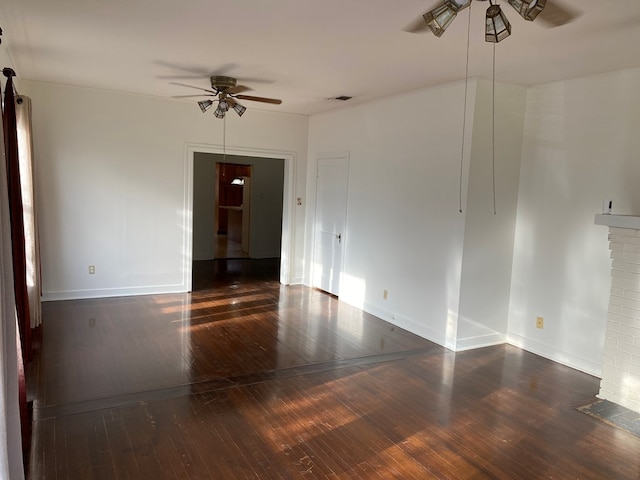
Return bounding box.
[169,81,217,94]
[227,85,253,94]
[171,94,216,99]
[403,16,430,34]
[537,1,582,28]
[235,94,282,105]
[403,1,443,34]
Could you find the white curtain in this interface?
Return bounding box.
[15,96,41,329]
[0,88,26,480]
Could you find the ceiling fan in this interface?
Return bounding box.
[171,76,282,118]
[407,0,581,41]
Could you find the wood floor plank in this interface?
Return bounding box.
[28,259,640,479]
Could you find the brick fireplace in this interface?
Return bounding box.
[595,214,640,414]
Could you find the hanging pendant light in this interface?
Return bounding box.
[485,2,512,43]
[508,0,546,21]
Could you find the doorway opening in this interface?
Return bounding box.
[191,151,286,291]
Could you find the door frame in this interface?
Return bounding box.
[182,143,296,289]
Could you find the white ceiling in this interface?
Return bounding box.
[1,0,639,116]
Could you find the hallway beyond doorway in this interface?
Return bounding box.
[214,233,249,259]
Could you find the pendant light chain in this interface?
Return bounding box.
[492,43,497,215]
[222,114,227,163]
[459,2,473,214]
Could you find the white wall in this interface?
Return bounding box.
[456,80,527,350]
[508,67,640,376]
[306,80,526,350]
[193,153,285,260]
[22,81,308,300]
[307,82,469,347]
[22,64,640,375]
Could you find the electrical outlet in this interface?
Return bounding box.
[536,316,544,329]
[88,265,96,275]
[383,289,388,300]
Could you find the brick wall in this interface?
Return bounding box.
[599,226,640,413]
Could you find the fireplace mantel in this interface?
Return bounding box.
[594,214,640,229]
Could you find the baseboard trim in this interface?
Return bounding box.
[507,332,602,378]
[455,332,506,351]
[43,283,188,302]
[361,302,448,350]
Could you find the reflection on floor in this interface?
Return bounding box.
[215,233,248,259]
[192,258,280,291]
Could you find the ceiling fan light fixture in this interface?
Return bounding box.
[198,99,214,113]
[214,99,230,119]
[485,4,512,43]
[218,99,230,113]
[508,0,545,20]
[423,3,457,37]
[232,102,247,117]
[448,0,471,12]
[525,0,546,21]
[507,0,525,14]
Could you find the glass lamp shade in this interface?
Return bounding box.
[198,99,214,113]
[448,0,471,12]
[508,0,525,15]
[508,0,546,21]
[485,4,512,42]
[232,102,247,117]
[524,0,546,20]
[214,99,229,118]
[423,3,457,37]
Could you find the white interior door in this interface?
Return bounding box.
[313,156,349,295]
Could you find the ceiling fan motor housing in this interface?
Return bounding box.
[210,75,237,91]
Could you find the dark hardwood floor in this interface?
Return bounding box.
[29,259,640,479]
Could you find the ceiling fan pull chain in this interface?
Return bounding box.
[492,43,497,216]
[459,2,473,214]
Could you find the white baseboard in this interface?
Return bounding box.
[507,332,602,378]
[455,332,506,351]
[43,283,188,301]
[361,302,448,349]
